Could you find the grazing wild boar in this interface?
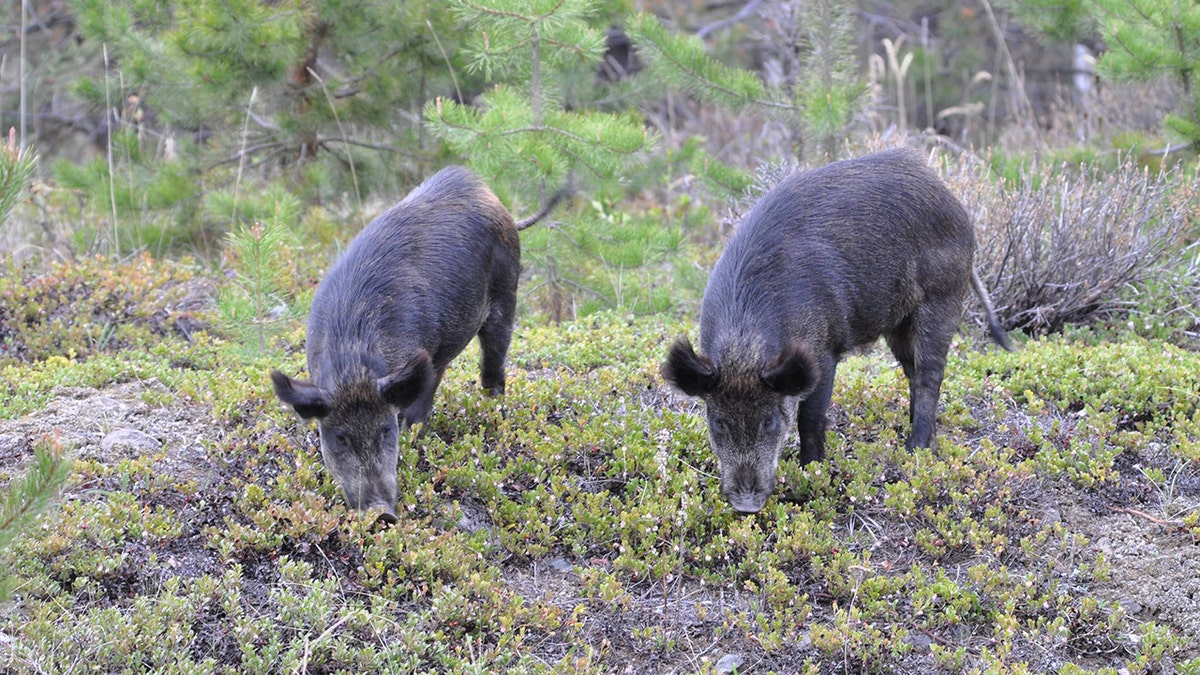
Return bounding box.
[662,148,1012,514]
[272,166,564,523]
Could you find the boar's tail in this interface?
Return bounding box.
[970,269,1015,351]
[514,180,572,231]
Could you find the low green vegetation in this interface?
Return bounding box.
[1,257,1198,671]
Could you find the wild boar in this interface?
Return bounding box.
[662,148,1012,514]
[272,166,564,523]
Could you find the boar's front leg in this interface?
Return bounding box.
[478,313,513,396]
[401,370,444,429]
[796,356,837,465]
[885,315,919,428]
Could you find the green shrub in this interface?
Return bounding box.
[0,253,200,364]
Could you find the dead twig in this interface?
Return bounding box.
[697,0,764,39]
[1109,506,1182,527]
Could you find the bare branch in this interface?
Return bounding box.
[697,0,765,40]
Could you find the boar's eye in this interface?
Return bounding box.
[760,415,782,436]
[709,416,731,442]
[379,424,395,440]
[324,429,349,447]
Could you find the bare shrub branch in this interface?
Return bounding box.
[943,153,1200,336]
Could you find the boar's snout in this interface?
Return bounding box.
[332,459,399,516]
[374,507,399,526]
[720,459,777,514]
[725,489,770,514]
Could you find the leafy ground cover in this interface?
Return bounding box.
[0,261,1199,674]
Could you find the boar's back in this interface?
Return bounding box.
[701,149,974,355]
[306,167,517,385]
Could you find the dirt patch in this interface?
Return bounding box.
[1060,494,1200,650]
[0,379,223,490]
[504,557,792,673]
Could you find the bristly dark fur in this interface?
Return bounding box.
[664,148,1012,513]
[272,166,551,520]
[662,338,717,397]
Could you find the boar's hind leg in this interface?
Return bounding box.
[895,297,960,450]
[797,357,837,465]
[885,315,918,425]
[478,295,516,396]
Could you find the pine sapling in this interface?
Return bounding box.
[218,212,295,360]
[0,435,72,602]
[0,128,36,229]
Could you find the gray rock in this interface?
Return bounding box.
[1041,507,1061,526]
[904,631,934,651]
[100,429,161,455]
[1119,598,1142,615]
[715,653,745,674]
[0,434,23,457]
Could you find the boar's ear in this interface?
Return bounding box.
[271,370,331,419]
[761,343,820,397]
[662,337,718,397]
[378,350,434,409]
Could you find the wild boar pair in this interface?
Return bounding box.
[273,149,1011,520]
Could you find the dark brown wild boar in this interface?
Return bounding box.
[662,148,1012,514]
[272,166,564,523]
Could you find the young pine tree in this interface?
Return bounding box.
[628,1,865,164]
[216,188,302,361]
[793,0,865,161]
[425,0,651,201]
[0,137,71,601]
[425,0,668,320]
[1091,0,1200,150]
[0,129,35,228]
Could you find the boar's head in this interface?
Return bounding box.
[270,351,434,524]
[662,338,819,513]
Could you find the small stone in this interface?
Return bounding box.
[905,631,934,651]
[715,654,745,674]
[1119,599,1142,615]
[1041,507,1061,526]
[549,557,574,573]
[100,429,161,455]
[0,434,23,457]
